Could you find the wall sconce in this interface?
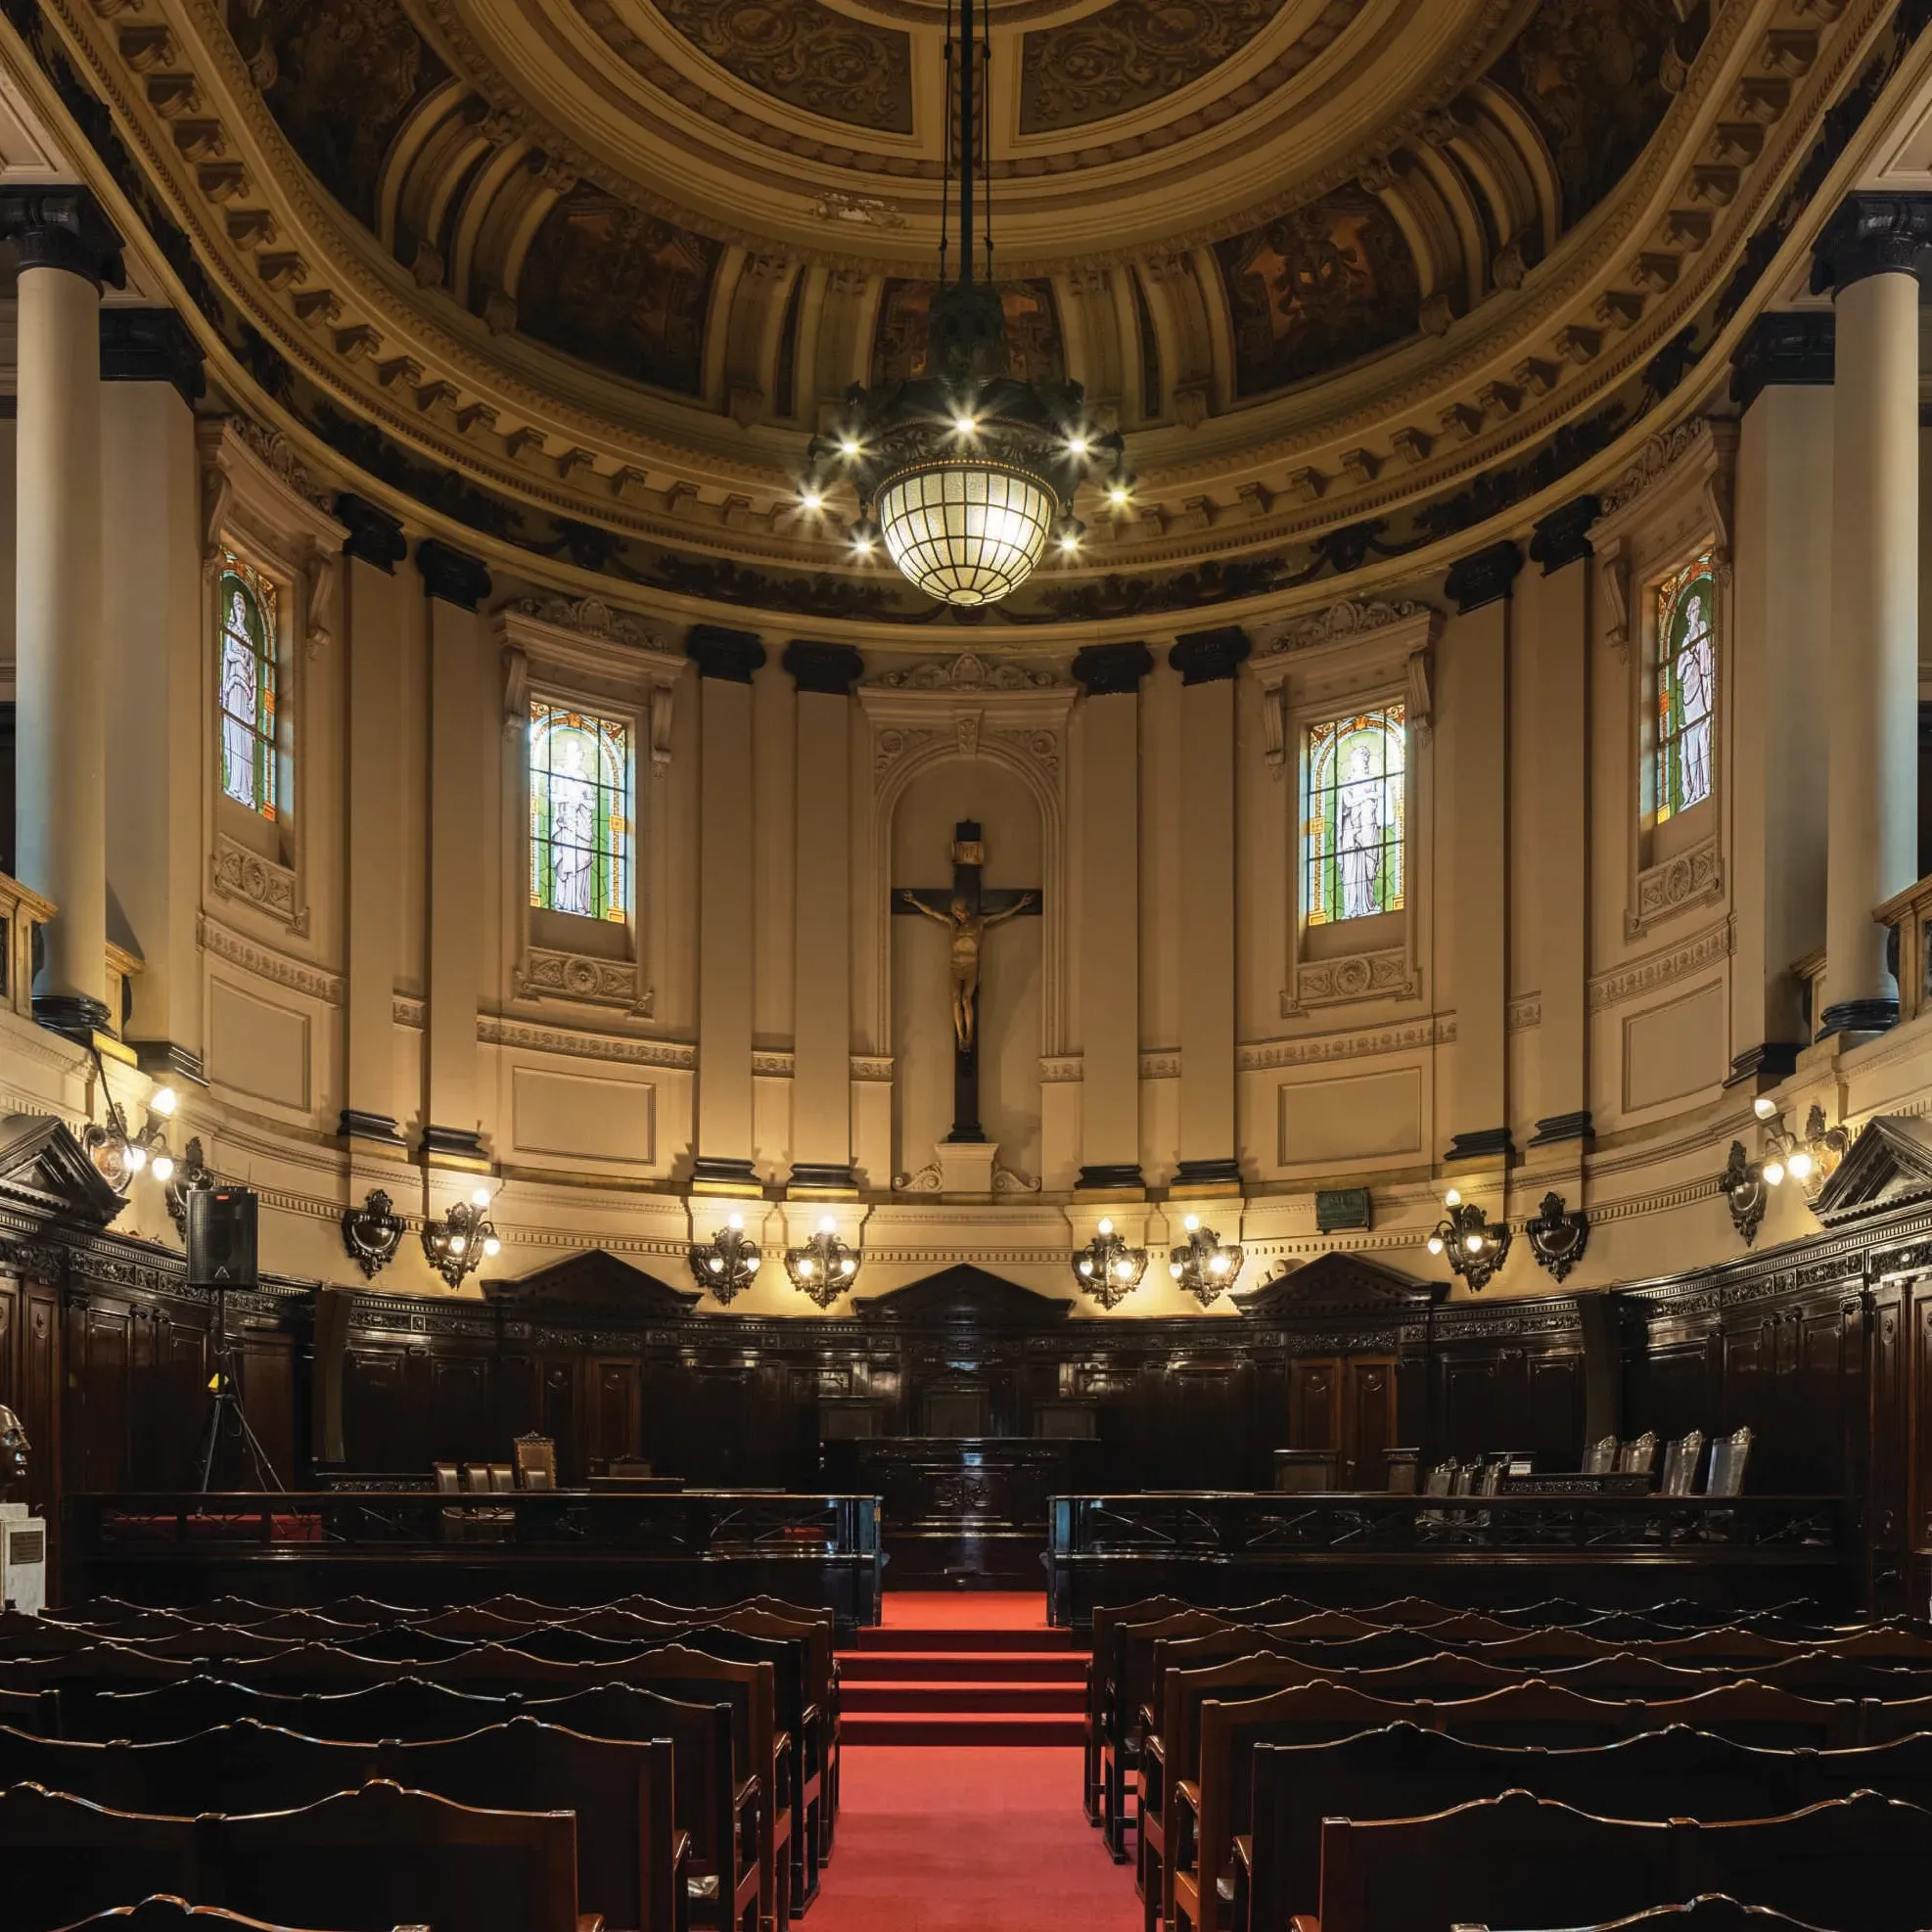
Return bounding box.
[1426,1188,1511,1292]
[1722,1139,1770,1246]
[1751,1095,1851,1202]
[164,1135,212,1235]
[1168,1214,1243,1307]
[689,1214,762,1304]
[422,1186,501,1288]
[84,1066,179,1198]
[786,1217,859,1307]
[1073,1218,1146,1309]
[1525,1190,1589,1283]
[342,1189,406,1280]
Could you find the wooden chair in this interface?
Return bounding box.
[379,1719,681,1932]
[525,1683,759,1932]
[1616,1432,1660,1478]
[207,1780,598,1932]
[51,1903,395,1932]
[515,1433,559,1491]
[1659,1431,1705,1497]
[0,1782,198,1932]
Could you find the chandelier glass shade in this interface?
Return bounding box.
[877,459,1057,607]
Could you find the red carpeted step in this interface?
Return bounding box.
[839,1710,1086,1746]
[839,1648,1086,1682]
[852,1623,1078,1652]
[841,1679,1084,1714]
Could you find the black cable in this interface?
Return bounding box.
[939,0,953,288]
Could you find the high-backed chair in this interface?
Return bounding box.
[515,1435,559,1492]
[1705,1426,1752,1496]
[1616,1432,1659,1478]
[1582,1434,1617,1476]
[1660,1431,1706,1496]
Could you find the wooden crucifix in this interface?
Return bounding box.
[894,820,1040,1143]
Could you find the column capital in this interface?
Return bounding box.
[1728,310,1835,412]
[337,493,408,574]
[688,624,767,682]
[782,640,863,695]
[0,186,124,289]
[99,309,204,405]
[1444,540,1523,615]
[416,538,491,611]
[1169,627,1250,685]
[1528,497,1600,576]
[1072,642,1154,696]
[1811,192,1932,299]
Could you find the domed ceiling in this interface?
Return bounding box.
[20,0,1916,625]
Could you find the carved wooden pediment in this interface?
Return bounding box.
[849,1265,1074,1325]
[483,1248,702,1315]
[0,1114,123,1227]
[1232,1250,1441,1318]
[1811,1117,1932,1227]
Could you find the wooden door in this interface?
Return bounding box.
[588,1358,642,1473]
[1340,1357,1399,1488]
[1288,1358,1343,1455]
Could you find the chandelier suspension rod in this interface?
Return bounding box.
[958,0,976,286]
[938,0,952,285]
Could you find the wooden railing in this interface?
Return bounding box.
[1876,870,1932,1024]
[0,871,55,1021]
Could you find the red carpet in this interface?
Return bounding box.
[813,1747,1136,1932]
[838,1590,1085,1744]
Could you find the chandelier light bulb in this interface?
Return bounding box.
[797,1257,815,1278]
[1209,1253,1229,1275]
[851,529,875,556]
[448,1233,467,1256]
[1753,1096,1777,1121]
[1444,1187,1462,1209]
[801,487,824,513]
[1078,1258,1094,1276]
[1097,1218,1114,1236]
[1464,1232,1485,1255]
[151,1086,178,1118]
[1788,1150,1815,1181]
[1184,1214,1201,1233]
[838,435,861,457]
[1058,529,1081,553]
[151,1153,175,1184]
[471,1186,491,1208]
[1427,1235,1446,1257]
[1763,1159,1785,1188]
[952,413,978,436]
[1107,481,1131,507]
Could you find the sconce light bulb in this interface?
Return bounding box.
[1097,1218,1113,1237]
[151,1086,178,1118]
[801,488,824,513]
[746,1253,760,1272]
[1427,1236,1446,1257]
[471,1186,491,1208]
[1464,1233,1485,1255]
[448,1233,467,1256]
[1058,530,1081,554]
[840,1257,856,1275]
[1107,482,1132,508]
[1112,1260,1133,1281]
[727,1213,744,1231]
[151,1154,174,1184]
[1078,1259,1094,1277]
[1184,1214,1201,1233]
[1444,1187,1462,1209]
[1788,1151,1814,1181]
[819,1216,838,1234]
[852,531,875,556]
[124,1143,147,1173]
[797,1257,815,1277]
[1753,1096,1777,1121]
[709,1256,725,1273]
[1762,1160,1785,1188]
[482,1236,501,1259]
[1209,1253,1229,1275]
[1169,1262,1183,1279]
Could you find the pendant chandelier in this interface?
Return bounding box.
[801,0,1129,608]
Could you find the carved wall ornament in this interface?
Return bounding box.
[872,654,1058,694]
[1263,598,1434,654]
[516,947,650,1014]
[342,1188,405,1279]
[1526,1191,1589,1283]
[209,834,305,933]
[505,595,668,655]
[1597,419,1714,519]
[1601,547,1633,664]
[232,419,334,516]
[1629,834,1724,939]
[1293,947,1415,1010]
[164,1136,213,1235]
[1587,917,1730,1013]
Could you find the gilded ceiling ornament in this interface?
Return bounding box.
[872,653,1057,694]
[1018,0,1348,135]
[1216,188,1421,397]
[637,0,913,133]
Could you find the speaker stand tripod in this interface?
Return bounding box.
[196,1284,284,1493]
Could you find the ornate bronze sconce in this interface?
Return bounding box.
[1525,1190,1589,1283]
[689,1214,763,1304]
[1427,1189,1511,1292]
[1167,1216,1243,1307]
[786,1218,860,1308]
[1073,1218,1147,1309]
[342,1189,406,1280]
[422,1187,501,1288]
[1722,1140,1770,1247]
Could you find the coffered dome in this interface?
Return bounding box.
[34,0,1888,627]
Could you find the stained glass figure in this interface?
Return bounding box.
[529,701,630,922]
[1656,553,1716,823]
[218,558,278,819]
[1306,706,1405,926]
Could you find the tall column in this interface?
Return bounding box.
[339,496,410,1144]
[1727,313,1836,1082]
[1441,540,1522,1163]
[100,310,206,1078]
[1169,626,1248,1188]
[1073,642,1153,1191]
[1525,500,1595,1148]
[417,538,492,1159]
[690,624,766,1188]
[1,190,124,1036]
[782,640,862,1192]
[1811,195,1932,1038]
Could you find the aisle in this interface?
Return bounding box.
[809,1593,1138,1932]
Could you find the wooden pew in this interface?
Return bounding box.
[379,1719,683,1932]
[1307,1788,1932,1932]
[50,1903,395,1932]
[73,1675,510,1744]
[0,1783,198,1929]
[1241,1725,1932,1932]
[1102,1610,1230,1862]
[1087,1597,1191,1828]
[1456,1901,1833,1932]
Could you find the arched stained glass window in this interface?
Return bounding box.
[529,700,630,923]
[218,557,278,819]
[1656,553,1716,824]
[1306,706,1405,926]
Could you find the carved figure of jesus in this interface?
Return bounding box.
[899,888,1037,1053]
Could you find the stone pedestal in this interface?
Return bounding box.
[935,1139,999,1196]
